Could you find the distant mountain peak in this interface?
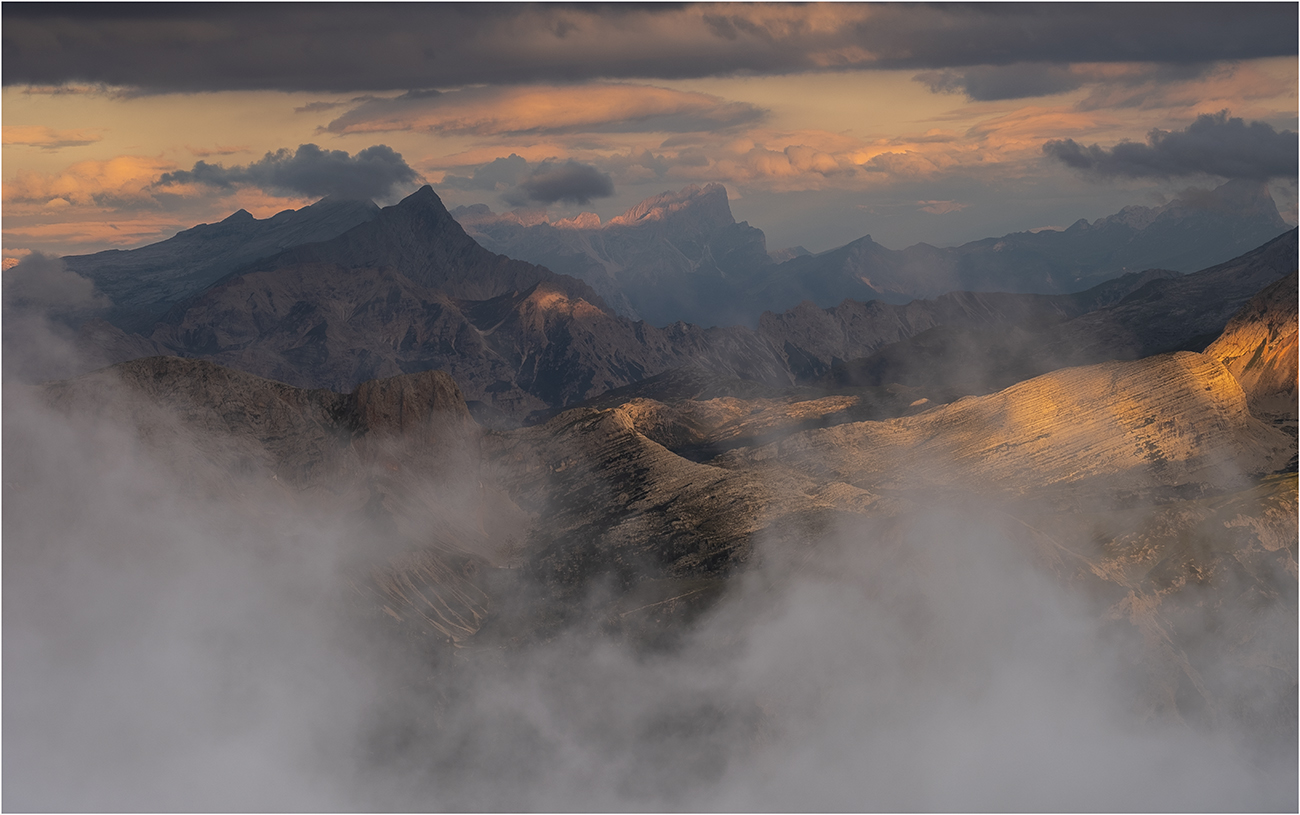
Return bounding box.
[555,212,601,229]
[222,208,255,223]
[1091,179,1286,232]
[607,182,733,229]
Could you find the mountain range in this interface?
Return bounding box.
[455,178,1290,327]
[32,183,1296,427]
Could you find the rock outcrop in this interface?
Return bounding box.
[1205,272,1298,422]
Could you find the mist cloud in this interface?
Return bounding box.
[1,254,111,383]
[6,382,1293,810]
[155,143,421,201]
[4,5,1293,93]
[1043,111,1299,181]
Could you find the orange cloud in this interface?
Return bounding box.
[4,155,177,206]
[1075,58,1298,118]
[326,83,763,136]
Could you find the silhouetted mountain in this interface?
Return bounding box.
[63,197,381,331]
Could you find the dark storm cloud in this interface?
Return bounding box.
[916,64,1085,101]
[442,154,531,193]
[3,4,1294,93]
[155,144,421,201]
[512,161,615,206]
[1043,111,1298,181]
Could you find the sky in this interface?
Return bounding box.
[3,3,1297,265]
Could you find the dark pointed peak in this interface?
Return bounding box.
[399,184,441,206]
[222,208,255,224]
[380,184,454,222]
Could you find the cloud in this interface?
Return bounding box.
[6,5,1293,93]
[325,84,764,137]
[155,143,422,201]
[3,125,103,150]
[3,155,178,207]
[441,154,531,193]
[511,161,614,206]
[913,62,1221,103]
[916,63,1085,102]
[2,253,112,382]
[1043,111,1299,181]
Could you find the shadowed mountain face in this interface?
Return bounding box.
[62,197,381,332]
[457,178,1290,328]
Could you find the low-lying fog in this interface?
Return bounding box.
[5,378,1294,812]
